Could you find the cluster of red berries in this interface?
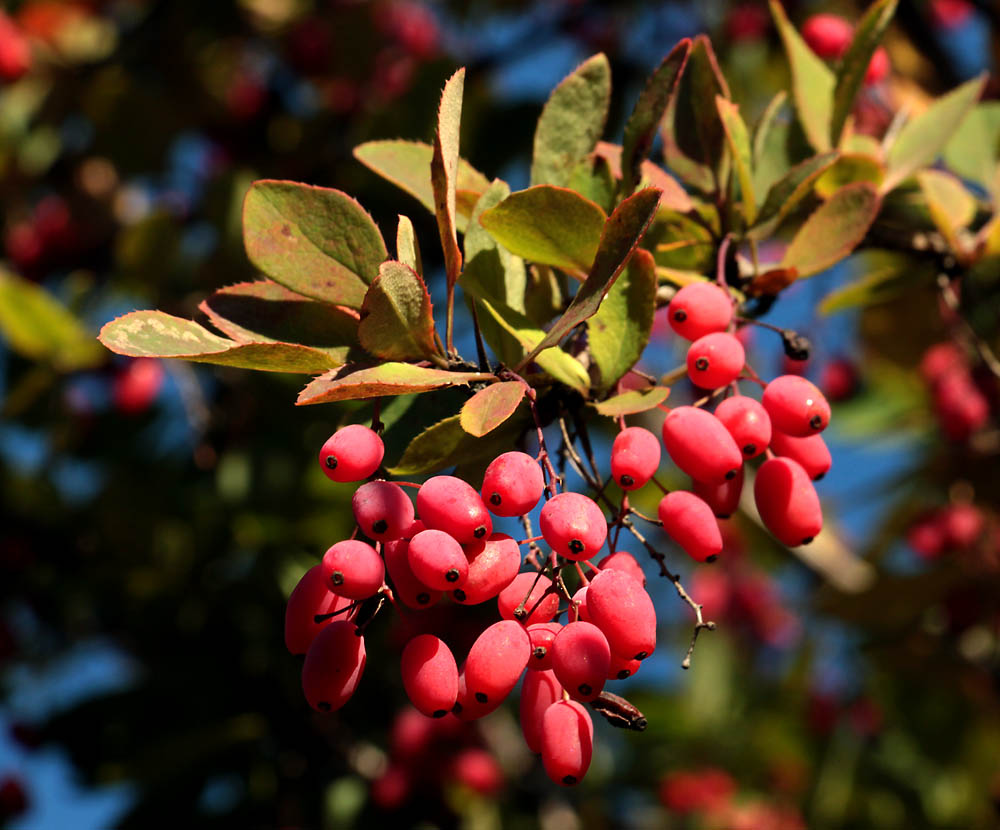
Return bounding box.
[0,11,30,83]
[907,501,987,561]
[800,13,889,86]
[920,342,990,443]
[658,767,805,829]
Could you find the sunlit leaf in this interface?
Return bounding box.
[751,150,838,236]
[396,215,422,276]
[818,249,932,314]
[593,386,671,416]
[431,68,465,288]
[358,261,439,361]
[813,153,884,199]
[942,102,1000,202]
[916,170,976,258]
[672,35,730,188]
[297,363,493,405]
[716,96,756,225]
[459,381,526,436]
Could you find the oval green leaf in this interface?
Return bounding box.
[459,381,526,437]
[297,363,493,405]
[358,261,439,362]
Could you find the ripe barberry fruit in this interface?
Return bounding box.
[610,426,661,491]
[668,282,733,341]
[572,586,591,622]
[400,634,459,718]
[801,13,852,59]
[754,457,823,546]
[481,451,544,516]
[384,537,441,609]
[301,620,366,712]
[658,490,724,562]
[0,13,31,82]
[662,406,743,483]
[448,747,504,796]
[284,564,356,655]
[454,533,521,604]
[608,653,641,680]
[417,475,492,543]
[762,375,830,437]
[541,700,593,786]
[407,528,468,590]
[769,430,832,481]
[463,620,531,708]
[320,539,385,599]
[686,332,746,390]
[526,622,562,671]
[551,621,611,702]
[865,46,890,86]
[539,492,608,560]
[353,480,414,540]
[497,572,559,625]
[520,668,562,753]
[714,395,771,458]
[319,424,385,482]
[586,569,657,660]
[692,466,744,519]
[597,551,646,587]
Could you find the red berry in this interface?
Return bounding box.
[668,282,733,341]
[907,512,946,559]
[417,475,492,543]
[370,763,411,810]
[754,457,823,546]
[762,375,830,437]
[820,358,858,402]
[285,565,356,655]
[686,332,746,390]
[400,634,459,718]
[541,700,593,786]
[658,491,724,562]
[920,342,964,384]
[390,706,437,759]
[353,480,414,540]
[0,775,28,819]
[769,431,832,481]
[454,533,521,604]
[527,622,562,671]
[610,426,661,490]
[497,572,559,625]
[692,467,744,519]
[113,358,164,414]
[586,568,657,660]
[407,528,468,590]
[662,406,743,483]
[301,620,366,712]
[572,586,591,622]
[481,451,544,516]
[453,668,496,720]
[539,492,608,560]
[801,13,852,60]
[449,747,503,796]
[520,668,562,753]
[930,0,974,28]
[321,539,384,599]
[463,620,531,709]
[551,621,610,702]
[608,652,641,680]
[0,13,31,82]
[715,395,771,458]
[597,551,646,587]
[384,537,441,609]
[319,424,384,482]
[942,503,984,550]
[864,46,889,86]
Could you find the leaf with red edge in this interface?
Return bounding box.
[593,386,671,416]
[99,310,339,373]
[517,187,661,369]
[671,35,731,187]
[459,381,526,436]
[242,180,387,309]
[297,363,493,405]
[432,68,465,288]
[358,260,439,361]
[352,140,490,232]
[199,280,361,364]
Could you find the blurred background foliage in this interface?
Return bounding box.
[2,0,1000,828]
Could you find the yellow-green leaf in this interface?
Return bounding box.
[593,386,671,416]
[459,381,526,437]
[358,261,439,361]
[297,363,493,405]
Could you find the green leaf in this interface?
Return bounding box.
[647,210,715,271]
[588,248,656,392]
[518,187,661,368]
[819,250,933,314]
[769,0,835,152]
[475,297,590,392]
[531,53,611,188]
[99,310,338,373]
[462,180,528,367]
[431,68,465,289]
[594,142,693,212]
[199,280,361,364]
[716,96,757,225]
[297,363,493,405]
[396,215,422,275]
[567,153,617,214]
[478,185,606,276]
[593,385,671,417]
[620,40,691,196]
[459,381,526,436]
[0,271,102,370]
[242,180,387,309]
[780,182,881,278]
[358,261,439,361]
[352,140,490,233]
[388,411,529,476]
[943,102,1000,202]
[752,113,814,199]
[885,75,987,191]
[830,0,897,145]
[751,150,839,235]
[813,153,884,198]
[753,90,787,169]
[672,35,731,187]
[916,169,976,256]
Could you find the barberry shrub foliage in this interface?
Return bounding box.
[97,0,991,789]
